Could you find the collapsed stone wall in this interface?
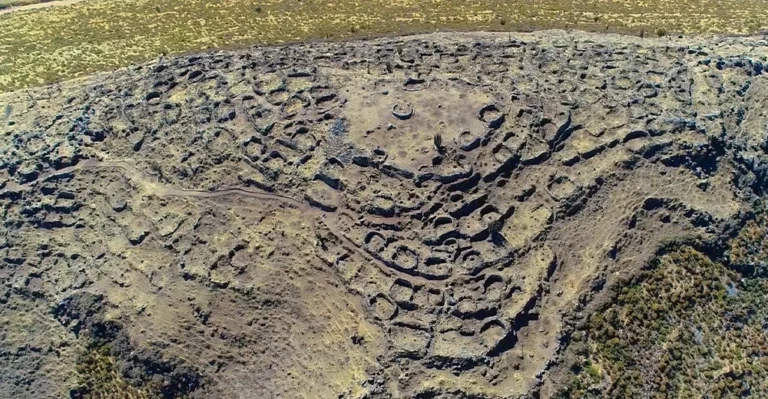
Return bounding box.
[0,31,767,398]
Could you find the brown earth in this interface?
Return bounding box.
[1,31,767,398]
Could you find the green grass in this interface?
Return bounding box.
[0,0,767,93]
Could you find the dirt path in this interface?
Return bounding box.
[6,158,313,209]
[2,158,453,286]
[0,0,83,15]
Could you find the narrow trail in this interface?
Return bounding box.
[2,158,452,286]
[8,158,309,207]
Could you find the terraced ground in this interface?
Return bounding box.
[1,0,768,93]
[1,31,768,398]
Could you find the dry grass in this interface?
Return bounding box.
[0,0,46,9]
[0,0,767,92]
[559,245,768,398]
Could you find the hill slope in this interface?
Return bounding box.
[1,31,767,398]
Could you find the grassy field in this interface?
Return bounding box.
[0,0,767,93]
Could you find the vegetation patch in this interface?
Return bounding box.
[557,214,768,398]
[73,347,154,399]
[729,218,768,277]
[53,293,207,399]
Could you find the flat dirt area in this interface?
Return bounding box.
[1,0,767,93]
